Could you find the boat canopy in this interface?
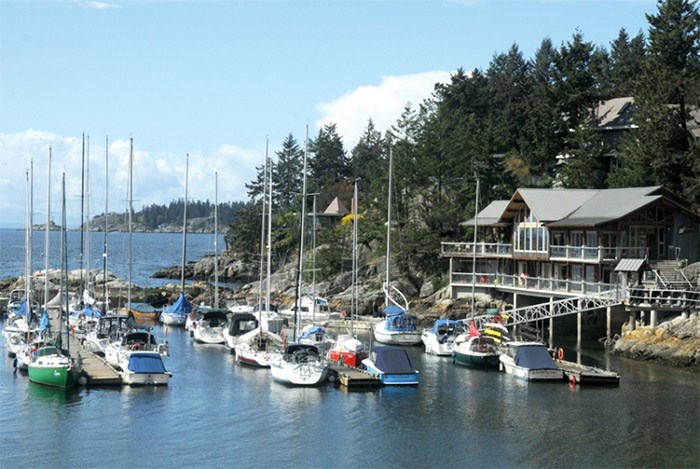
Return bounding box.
[126,302,157,313]
[300,325,327,341]
[76,304,102,318]
[372,346,416,374]
[200,309,229,326]
[430,319,462,335]
[384,313,417,332]
[384,305,406,317]
[127,353,167,373]
[252,303,279,313]
[228,313,257,335]
[514,345,559,370]
[122,331,157,345]
[164,293,192,315]
[284,343,320,355]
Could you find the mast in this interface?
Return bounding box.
[385,146,393,306]
[44,146,52,311]
[79,133,85,297]
[103,136,109,312]
[214,171,219,308]
[180,154,189,293]
[293,125,309,339]
[85,135,91,304]
[352,178,359,336]
[28,160,34,322]
[257,139,268,334]
[471,176,479,317]
[127,137,133,308]
[265,139,273,316]
[61,173,68,353]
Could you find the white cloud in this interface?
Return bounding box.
[73,0,121,9]
[0,131,260,228]
[316,70,453,148]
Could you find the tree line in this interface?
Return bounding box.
[235,1,700,286]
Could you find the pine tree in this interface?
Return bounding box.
[273,133,304,212]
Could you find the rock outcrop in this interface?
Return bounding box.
[613,316,700,367]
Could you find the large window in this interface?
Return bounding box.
[514,210,549,253]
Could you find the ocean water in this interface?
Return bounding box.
[0,228,223,288]
[0,327,698,469]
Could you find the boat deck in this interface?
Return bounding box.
[555,359,620,385]
[330,363,381,388]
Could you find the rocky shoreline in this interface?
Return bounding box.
[612,316,700,367]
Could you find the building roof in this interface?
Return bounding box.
[319,197,349,217]
[594,97,636,129]
[500,188,598,223]
[614,258,648,272]
[461,200,509,227]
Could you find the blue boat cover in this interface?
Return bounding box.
[163,293,192,315]
[128,353,167,373]
[300,325,326,340]
[81,304,102,318]
[429,319,462,335]
[383,313,417,332]
[514,345,559,370]
[372,346,416,374]
[14,300,36,323]
[384,305,406,317]
[39,309,50,331]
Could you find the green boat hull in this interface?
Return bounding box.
[28,364,78,388]
[452,351,501,369]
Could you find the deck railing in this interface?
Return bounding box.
[443,241,649,263]
[451,272,619,297]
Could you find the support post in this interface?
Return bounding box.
[548,296,554,348]
[577,298,582,348]
[606,306,612,342]
[628,310,636,331]
[650,309,657,328]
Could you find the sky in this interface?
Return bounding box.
[0,0,659,228]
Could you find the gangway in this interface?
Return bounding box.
[469,291,623,329]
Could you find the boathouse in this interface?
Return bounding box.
[442,186,699,342]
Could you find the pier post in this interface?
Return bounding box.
[548,297,554,347]
[650,309,657,328]
[606,306,612,342]
[628,311,636,331]
[577,298,582,348]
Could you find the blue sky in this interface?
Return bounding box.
[0,0,657,228]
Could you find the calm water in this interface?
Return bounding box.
[0,228,223,288]
[0,325,698,469]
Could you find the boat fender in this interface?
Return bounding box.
[557,348,564,360]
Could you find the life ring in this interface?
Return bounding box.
[131,343,142,351]
[557,347,564,360]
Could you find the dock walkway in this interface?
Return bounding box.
[329,363,381,388]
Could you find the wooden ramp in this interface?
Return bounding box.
[330,363,381,389]
[67,333,123,386]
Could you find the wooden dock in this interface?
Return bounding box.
[330,363,381,388]
[555,359,620,386]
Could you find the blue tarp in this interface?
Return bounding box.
[300,326,326,340]
[372,346,416,374]
[80,304,102,318]
[163,293,192,315]
[127,353,167,373]
[429,319,462,335]
[39,309,50,331]
[384,305,406,317]
[514,345,559,370]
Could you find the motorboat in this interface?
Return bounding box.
[373,306,422,346]
[270,343,329,386]
[421,318,464,356]
[191,308,229,345]
[105,329,169,370]
[452,334,502,369]
[83,314,132,356]
[499,341,564,381]
[223,312,258,352]
[361,346,419,385]
[119,351,172,386]
[327,333,368,368]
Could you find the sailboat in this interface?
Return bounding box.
[28,170,84,388]
[372,147,421,346]
[161,154,192,327]
[112,138,171,385]
[327,178,368,367]
[235,139,284,367]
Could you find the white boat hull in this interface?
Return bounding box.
[373,324,422,346]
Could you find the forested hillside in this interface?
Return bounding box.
[225,0,699,286]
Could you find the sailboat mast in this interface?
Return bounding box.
[127,137,133,307]
[265,139,273,315]
[28,160,34,319]
[61,173,68,353]
[471,176,480,316]
[352,178,359,335]
[294,125,309,337]
[44,147,52,311]
[103,136,109,311]
[85,135,91,303]
[79,133,85,296]
[385,147,393,306]
[180,154,189,293]
[257,140,268,326]
[214,171,219,308]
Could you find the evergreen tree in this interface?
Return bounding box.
[606,28,647,97]
[308,123,350,194]
[558,125,607,188]
[273,133,304,212]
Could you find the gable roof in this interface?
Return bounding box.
[461,200,509,226]
[500,188,598,223]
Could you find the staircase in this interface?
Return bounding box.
[650,259,691,288]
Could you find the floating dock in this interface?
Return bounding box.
[67,333,123,386]
[555,359,620,386]
[330,363,381,388]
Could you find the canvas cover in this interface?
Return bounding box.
[373,346,415,374]
[300,326,326,340]
[514,345,558,370]
[128,353,167,373]
[164,293,192,315]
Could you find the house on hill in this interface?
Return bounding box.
[442,186,699,341]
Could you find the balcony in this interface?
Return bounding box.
[451,271,620,297]
[441,242,512,258]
